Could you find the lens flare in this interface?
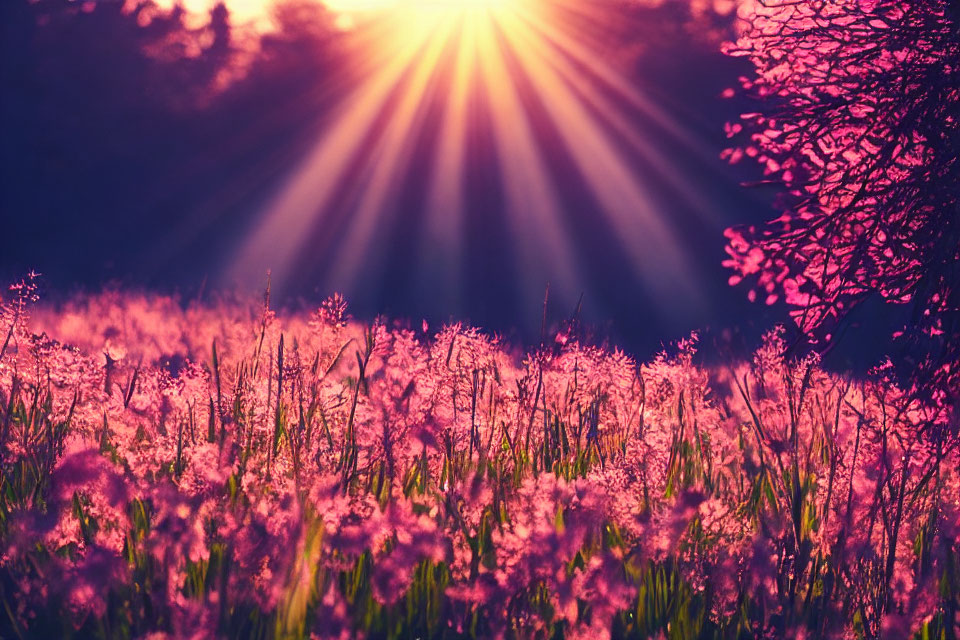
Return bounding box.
[228,0,715,316]
[325,0,514,10]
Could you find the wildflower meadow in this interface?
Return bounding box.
[1,282,957,639]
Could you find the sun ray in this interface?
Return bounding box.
[472,9,587,307]
[324,15,460,291]
[226,0,709,316]
[507,6,719,221]
[491,11,700,302]
[228,13,442,286]
[417,18,477,311]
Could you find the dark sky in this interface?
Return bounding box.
[3,0,887,365]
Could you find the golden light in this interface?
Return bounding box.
[323,0,530,38]
[324,0,514,11]
[227,0,713,315]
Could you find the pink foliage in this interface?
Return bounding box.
[0,289,957,637]
[723,0,960,404]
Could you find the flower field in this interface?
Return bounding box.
[1,283,958,639]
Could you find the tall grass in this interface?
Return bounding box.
[1,284,957,639]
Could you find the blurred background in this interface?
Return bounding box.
[1,0,806,359]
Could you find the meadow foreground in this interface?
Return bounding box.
[1,286,957,639]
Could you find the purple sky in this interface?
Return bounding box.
[3,0,894,366]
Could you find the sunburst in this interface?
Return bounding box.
[227,0,712,316]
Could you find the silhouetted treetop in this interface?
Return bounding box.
[723,0,960,406]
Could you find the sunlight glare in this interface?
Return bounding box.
[229,0,711,315]
[323,0,515,13]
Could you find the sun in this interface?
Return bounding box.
[323,0,514,12]
[322,0,524,31]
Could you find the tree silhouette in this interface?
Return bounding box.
[723,0,960,405]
